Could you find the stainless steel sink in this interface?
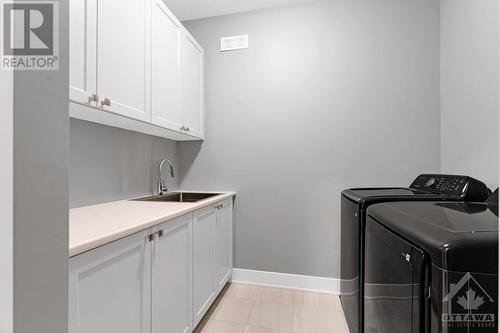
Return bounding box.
[132,192,222,203]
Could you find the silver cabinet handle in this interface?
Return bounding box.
[88,94,99,103]
[101,98,111,107]
[157,229,165,238]
[147,233,155,242]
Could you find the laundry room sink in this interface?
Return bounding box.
[132,192,222,203]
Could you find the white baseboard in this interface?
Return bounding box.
[231,269,340,295]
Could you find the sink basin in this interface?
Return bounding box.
[132,192,222,203]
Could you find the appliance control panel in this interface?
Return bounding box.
[409,174,490,201]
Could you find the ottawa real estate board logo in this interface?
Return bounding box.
[1,1,58,70]
[442,272,496,331]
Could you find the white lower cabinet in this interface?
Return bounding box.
[192,200,234,326]
[69,230,151,333]
[152,215,192,333]
[193,206,217,326]
[215,199,233,293]
[69,199,233,333]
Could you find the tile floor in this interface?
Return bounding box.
[194,283,350,333]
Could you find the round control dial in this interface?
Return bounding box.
[424,178,436,187]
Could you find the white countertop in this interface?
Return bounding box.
[69,191,236,257]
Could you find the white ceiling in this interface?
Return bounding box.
[163,0,316,21]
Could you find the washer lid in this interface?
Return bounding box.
[367,201,498,273]
[342,188,438,209]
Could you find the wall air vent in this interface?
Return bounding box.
[220,35,248,52]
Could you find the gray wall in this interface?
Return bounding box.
[440,0,499,189]
[70,119,179,208]
[180,0,441,278]
[13,0,69,332]
[0,55,13,333]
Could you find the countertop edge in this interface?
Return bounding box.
[69,191,236,258]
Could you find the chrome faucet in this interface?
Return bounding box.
[158,158,174,196]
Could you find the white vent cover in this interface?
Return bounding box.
[220,35,248,52]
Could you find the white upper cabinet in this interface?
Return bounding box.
[69,0,205,141]
[151,0,181,131]
[180,33,204,139]
[97,0,150,121]
[69,0,97,106]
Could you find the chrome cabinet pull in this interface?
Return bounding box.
[157,229,165,238]
[88,94,99,103]
[101,98,111,107]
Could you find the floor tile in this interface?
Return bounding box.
[211,296,255,324]
[196,284,349,333]
[248,300,294,331]
[244,326,288,333]
[256,287,294,305]
[226,283,259,300]
[336,310,350,333]
[195,319,246,333]
[293,291,342,311]
[292,306,341,333]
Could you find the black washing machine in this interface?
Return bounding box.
[340,175,490,333]
[364,190,498,333]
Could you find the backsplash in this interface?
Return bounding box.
[70,119,179,208]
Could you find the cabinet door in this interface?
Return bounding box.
[97,0,150,121]
[69,230,151,333]
[215,199,233,292]
[193,205,216,326]
[69,0,97,105]
[152,215,192,333]
[151,0,181,131]
[180,33,204,138]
